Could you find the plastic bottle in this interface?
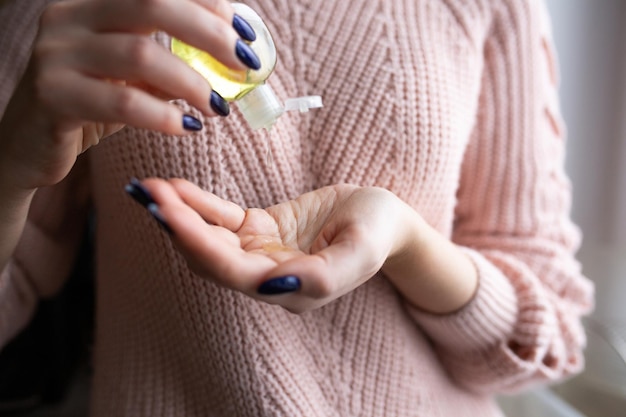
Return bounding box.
[171,3,322,130]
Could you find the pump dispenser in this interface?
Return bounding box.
[171,3,322,130]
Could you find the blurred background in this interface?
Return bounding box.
[500,1,626,416]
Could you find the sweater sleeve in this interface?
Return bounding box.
[407,0,594,394]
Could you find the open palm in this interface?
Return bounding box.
[142,179,409,312]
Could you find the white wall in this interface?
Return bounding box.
[546,0,626,320]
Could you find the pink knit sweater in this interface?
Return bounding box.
[0,0,594,415]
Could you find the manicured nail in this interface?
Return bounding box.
[125,180,173,234]
[125,178,155,208]
[257,276,301,295]
[146,203,173,235]
[210,91,230,116]
[182,114,203,131]
[235,39,261,70]
[233,14,256,42]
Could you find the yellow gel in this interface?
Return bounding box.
[171,38,262,102]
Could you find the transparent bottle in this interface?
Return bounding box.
[171,3,321,130]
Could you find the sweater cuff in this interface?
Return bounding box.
[406,248,518,353]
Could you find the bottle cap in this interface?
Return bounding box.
[237,84,283,130]
[237,84,323,131]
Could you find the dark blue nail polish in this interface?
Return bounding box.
[235,39,261,70]
[233,14,256,42]
[257,276,301,295]
[146,203,173,235]
[125,178,155,208]
[182,114,203,131]
[210,90,230,116]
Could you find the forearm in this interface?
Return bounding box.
[382,204,478,314]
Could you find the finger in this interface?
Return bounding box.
[193,0,258,42]
[140,179,275,289]
[46,69,202,134]
[168,178,246,231]
[250,244,368,314]
[193,0,235,22]
[127,81,176,101]
[68,0,251,71]
[70,33,226,117]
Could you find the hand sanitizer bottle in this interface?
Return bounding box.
[171,3,322,130]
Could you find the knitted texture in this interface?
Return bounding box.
[0,0,594,416]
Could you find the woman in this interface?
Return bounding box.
[0,0,594,415]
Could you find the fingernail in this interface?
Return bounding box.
[235,39,261,70]
[233,14,256,42]
[146,203,173,235]
[125,178,155,208]
[125,180,173,234]
[257,276,301,295]
[210,90,230,116]
[182,114,203,131]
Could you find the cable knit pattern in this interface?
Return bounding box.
[0,0,594,416]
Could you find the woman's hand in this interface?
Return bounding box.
[134,179,479,314]
[0,0,257,190]
[135,179,411,313]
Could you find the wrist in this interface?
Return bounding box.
[0,155,37,271]
[382,206,478,314]
[383,199,428,273]
[0,138,40,201]
[0,169,37,211]
[0,148,37,194]
[0,69,68,191]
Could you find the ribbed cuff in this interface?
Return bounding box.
[406,248,519,353]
